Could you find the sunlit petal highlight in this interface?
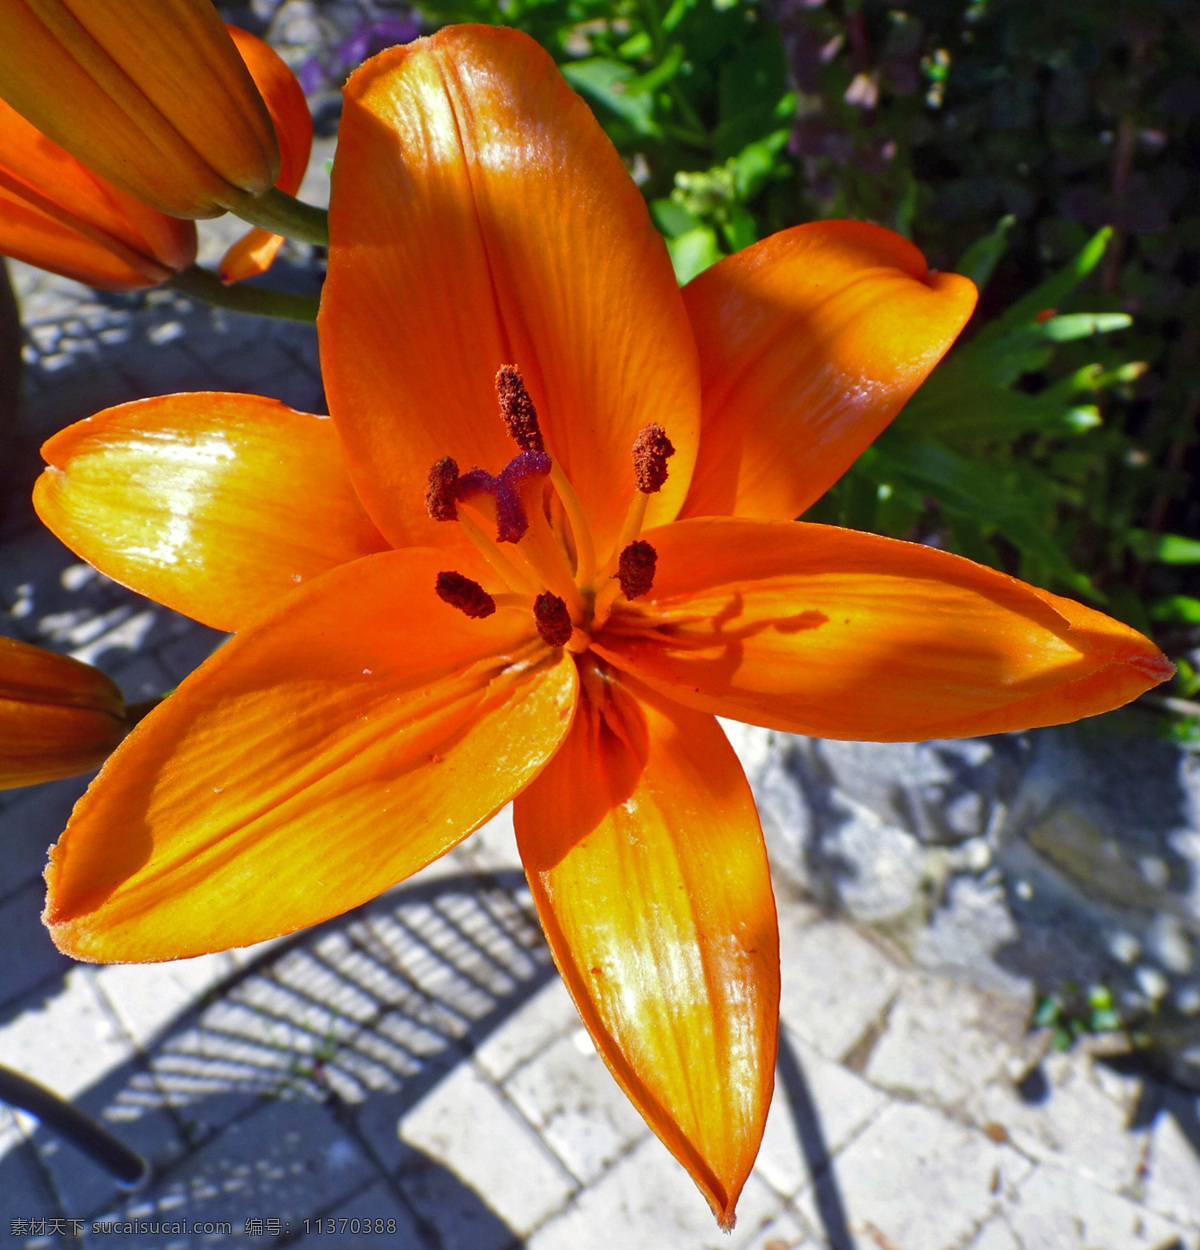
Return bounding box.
[515,662,778,1227]
[45,549,577,961]
[35,394,390,632]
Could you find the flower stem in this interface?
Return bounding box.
[226,186,330,246]
[167,266,319,322]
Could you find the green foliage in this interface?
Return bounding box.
[1034,983,1123,1051]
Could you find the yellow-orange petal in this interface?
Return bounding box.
[216,226,285,286]
[0,635,126,787]
[0,0,279,218]
[594,518,1174,740]
[321,25,700,555]
[0,97,196,289]
[45,548,578,962]
[34,393,390,633]
[219,25,313,284]
[679,221,977,521]
[514,660,778,1228]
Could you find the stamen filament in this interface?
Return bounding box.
[492,592,536,611]
[591,578,624,632]
[521,506,587,620]
[457,511,541,596]
[596,490,649,587]
[549,461,597,586]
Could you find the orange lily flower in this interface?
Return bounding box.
[0,94,196,290]
[0,635,126,788]
[32,26,1172,1228]
[0,0,278,219]
[218,26,314,284]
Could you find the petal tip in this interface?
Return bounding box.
[1131,650,1176,686]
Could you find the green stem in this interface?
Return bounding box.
[225,186,329,246]
[668,84,708,144]
[663,120,711,150]
[167,265,319,322]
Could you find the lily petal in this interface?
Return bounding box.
[595,518,1174,739]
[34,394,390,632]
[322,25,700,555]
[0,0,279,218]
[45,548,578,962]
[0,636,126,788]
[679,222,977,521]
[514,661,778,1228]
[219,26,314,284]
[0,97,195,289]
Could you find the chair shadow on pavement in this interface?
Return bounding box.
[2,858,872,1250]
[2,870,556,1249]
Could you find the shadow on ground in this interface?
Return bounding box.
[3,871,555,1249]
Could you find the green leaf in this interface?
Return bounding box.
[1128,530,1200,564]
[732,129,790,200]
[621,42,685,96]
[971,227,1112,353]
[667,226,722,283]
[864,432,1098,598]
[1033,996,1060,1028]
[651,198,699,238]
[721,203,757,252]
[561,58,661,136]
[1150,596,1200,624]
[955,215,1015,292]
[1038,312,1132,342]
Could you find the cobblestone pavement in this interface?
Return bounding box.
[2,194,1200,1250]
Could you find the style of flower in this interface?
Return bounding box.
[217,26,314,284]
[0,0,279,219]
[32,26,1172,1227]
[0,25,311,291]
[0,635,126,788]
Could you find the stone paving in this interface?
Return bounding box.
[2,168,1200,1250]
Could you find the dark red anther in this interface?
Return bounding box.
[426,457,459,522]
[533,592,573,647]
[617,540,657,599]
[496,365,544,453]
[632,425,675,494]
[435,571,496,618]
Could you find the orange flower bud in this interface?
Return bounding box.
[0,96,196,290]
[0,636,127,789]
[218,26,314,284]
[0,0,280,219]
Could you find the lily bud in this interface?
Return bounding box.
[0,636,128,789]
[0,0,279,219]
[0,96,196,290]
[218,26,313,284]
